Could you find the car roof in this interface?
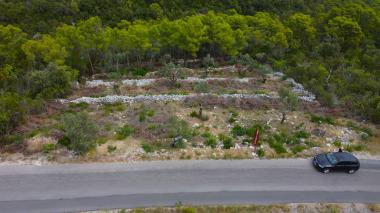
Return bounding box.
[332,152,358,162]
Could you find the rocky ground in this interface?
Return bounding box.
[1,66,379,165]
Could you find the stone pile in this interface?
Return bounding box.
[59,93,278,105]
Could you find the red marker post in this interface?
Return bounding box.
[252,128,260,152]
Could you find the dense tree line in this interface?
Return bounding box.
[1,0,380,146]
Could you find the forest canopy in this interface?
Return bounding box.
[1,0,380,144]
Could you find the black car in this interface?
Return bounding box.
[313,151,360,174]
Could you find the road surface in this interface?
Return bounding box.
[0,159,380,213]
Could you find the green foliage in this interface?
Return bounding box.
[42,143,55,154]
[27,63,78,99]
[219,134,235,149]
[180,207,197,213]
[69,102,89,111]
[141,143,153,153]
[333,140,342,147]
[138,106,155,122]
[102,103,125,115]
[107,145,117,153]
[231,124,245,137]
[116,124,134,140]
[257,148,265,158]
[204,134,217,148]
[290,144,307,154]
[166,116,193,139]
[310,114,335,125]
[268,136,287,154]
[194,82,209,93]
[2,0,380,154]
[61,112,99,155]
[279,87,299,111]
[0,93,27,138]
[159,62,184,85]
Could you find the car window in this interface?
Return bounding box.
[326,153,338,165]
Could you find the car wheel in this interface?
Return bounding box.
[347,169,356,174]
[323,168,330,174]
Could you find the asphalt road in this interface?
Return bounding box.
[0,159,380,213]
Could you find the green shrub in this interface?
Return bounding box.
[61,112,99,155]
[228,116,237,123]
[231,124,245,136]
[131,67,148,77]
[310,114,335,125]
[333,140,342,147]
[28,63,78,99]
[58,136,71,147]
[96,137,107,145]
[107,145,117,153]
[189,111,198,117]
[246,124,265,137]
[107,71,123,79]
[116,124,134,140]
[194,82,209,93]
[290,144,306,154]
[219,134,234,149]
[69,102,89,110]
[3,134,24,150]
[166,116,193,139]
[141,143,153,153]
[257,148,265,158]
[42,143,55,154]
[189,111,208,121]
[180,207,197,213]
[294,130,311,139]
[0,93,27,139]
[345,144,365,152]
[346,121,373,137]
[103,102,125,115]
[268,137,287,154]
[203,132,217,148]
[139,106,155,122]
[279,87,298,111]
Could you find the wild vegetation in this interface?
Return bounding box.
[1,0,380,158]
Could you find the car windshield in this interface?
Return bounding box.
[326,153,338,165]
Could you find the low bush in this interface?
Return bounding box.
[257,148,265,158]
[139,106,155,122]
[345,144,365,152]
[107,145,117,153]
[346,121,373,137]
[333,140,342,147]
[294,130,311,139]
[68,102,89,110]
[116,124,134,140]
[231,124,245,136]
[290,144,306,154]
[310,114,335,125]
[189,111,209,121]
[189,111,198,117]
[131,67,148,77]
[219,134,234,149]
[194,82,209,93]
[42,143,55,154]
[61,112,99,155]
[268,137,287,154]
[141,143,153,153]
[166,116,194,139]
[103,102,125,115]
[203,132,217,148]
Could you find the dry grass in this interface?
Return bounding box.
[368,204,380,212]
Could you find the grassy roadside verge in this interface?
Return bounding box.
[80,203,380,213]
